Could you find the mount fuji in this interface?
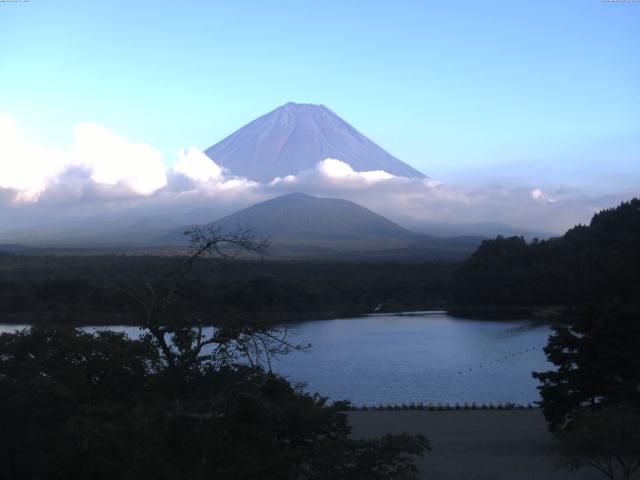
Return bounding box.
[204,102,426,182]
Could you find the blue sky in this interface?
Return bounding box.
[1,0,639,190]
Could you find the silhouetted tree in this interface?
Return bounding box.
[533,304,640,431]
[533,300,640,480]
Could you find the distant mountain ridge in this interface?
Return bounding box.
[159,193,483,259]
[205,102,426,182]
[162,192,416,245]
[0,192,484,259]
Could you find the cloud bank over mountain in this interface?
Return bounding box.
[0,112,635,236]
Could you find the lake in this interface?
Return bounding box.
[0,312,553,406]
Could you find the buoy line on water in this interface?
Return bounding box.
[455,346,539,376]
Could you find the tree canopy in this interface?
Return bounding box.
[533,304,640,430]
[533,302,640,479]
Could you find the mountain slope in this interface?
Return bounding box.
[205,102,426,182]
[159,193,484,259]
[162,193,416,246]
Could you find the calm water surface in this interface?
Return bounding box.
[0,312,553,406]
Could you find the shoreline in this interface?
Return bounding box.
[0,305,567,327]
[446,305,566,321]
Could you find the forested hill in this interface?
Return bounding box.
[451,198,640,307]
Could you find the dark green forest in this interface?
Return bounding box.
[0,255,454,325]
[452,198,640,310]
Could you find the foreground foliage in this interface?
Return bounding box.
[556,405,640,480]
[533,304,640,430]
[0,227,429,479]
[534,304,640,479]
[0,324,428,479]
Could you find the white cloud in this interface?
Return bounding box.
[71,123,167,195]
[269,158,400,191]
[0,112,69,202]
[531,188,555,203]
[0,111,637,237]
[0,114,168,202]
[317,158,354,178]
[314,158,394,182]
[167,148,259,201]
[173,147,223,182]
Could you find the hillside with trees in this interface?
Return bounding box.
[451,198,640,309]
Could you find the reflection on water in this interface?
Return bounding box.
[495,322,546,338]
[0,312,553,406]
